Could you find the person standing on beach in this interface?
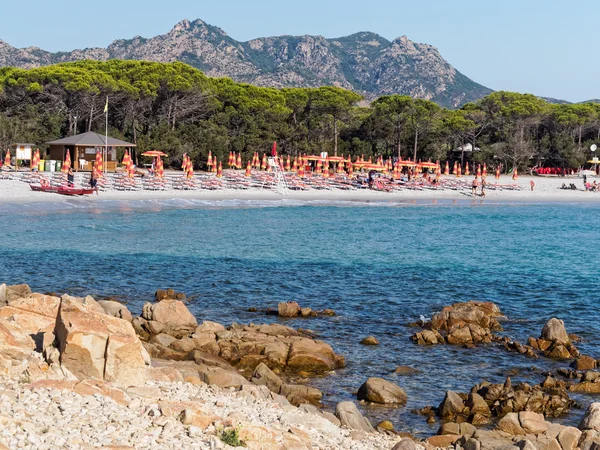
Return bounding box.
[530,180,535,191]
[472,177,478,196]
[481,177,486,197]
[89,168,99,195]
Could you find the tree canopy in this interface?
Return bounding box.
[1,60,599,171]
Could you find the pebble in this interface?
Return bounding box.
[0,375,414,450]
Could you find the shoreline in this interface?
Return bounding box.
[2,175,600,208]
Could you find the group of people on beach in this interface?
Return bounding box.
[471,177,486,197]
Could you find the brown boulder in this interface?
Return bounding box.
[360,336,380,345]
[280,384,323,406]
[335,401,374,432]
[278,301,301,317]
[55,296,147,386]
[541,318,570,345]
[573,355,597,371]
[286,339,342,373]
[98,300,133,322]
[357,377,407,405]
[439,391,465,420]
[5,284,31,302]
[198,366,250,388]
[141,300,197,338]
[496,412,526,435]
[251,362,283,392]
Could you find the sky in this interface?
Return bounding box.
[2,0,597,102]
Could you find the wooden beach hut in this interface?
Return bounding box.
[47,132,136,172]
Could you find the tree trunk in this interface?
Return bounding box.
[579,125,582,151]
[333,116,338,157]
[412,128,419,163]
[396,122,402,159]
[88,102,95,132]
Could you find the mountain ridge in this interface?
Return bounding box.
[0,18,493,108]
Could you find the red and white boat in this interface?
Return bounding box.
[30,184,95,195]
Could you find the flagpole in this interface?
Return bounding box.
[105,96,108,176]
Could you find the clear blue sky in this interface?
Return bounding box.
[2,0,597,102]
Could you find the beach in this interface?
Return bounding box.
[2,173,600,449]
[1,173,599,206]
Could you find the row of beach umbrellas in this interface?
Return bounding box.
[0,146,519,181]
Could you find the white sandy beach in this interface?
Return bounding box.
[0,174,599,206]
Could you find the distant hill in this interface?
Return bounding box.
[0,19,493,109]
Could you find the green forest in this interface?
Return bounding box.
[1,60,599,171]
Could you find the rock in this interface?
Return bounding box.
[141,300,197,338]
[0,320,35,358]
[497,413,526,435]
[321,309,336,316]
[251,362,283,392]
[335,401,374,432]
[573,356,597,371]
[557,426,582,450]
[195,321,225,333]
[466,392,491,417]
[55,296,147,386]
[191,350,233,369]
[463,438,481,450]
[393,366,419,375]
[391,438,416,450]
[438,422,460,435]
[0,294,60,336]
[439,391,465,420]
[516,439,538,450]
[570,381,600,394]
[198,366,250,389]
[278,301,301,317]
[356,377,407,405]
[98,300,133,322]
[280,384,322,406]
[299,308,313,317]
[426,435,460,447]
[0,284,6,305]
[360,336,379,345]
[376,420,394,431]
[541,318,570,345]
[5,284,31,302]
[518,411,547,434]
[181,408,216,430]
[447,325,473,344]
[580,403,600,431]
[286,339,343,373]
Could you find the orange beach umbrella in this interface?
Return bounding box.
[465,162,470,176]
[483,163,487,177]
[4,150,10,167]
[212,156,217,173]
[207,151,213,167]
[457,165,462,178]
[444,161,450,176]
[31,149,40,171]
[61,151,71,173]
[245,161,252,177]
[141,150,167,157]
[217,161,223,178]
[236,152,242,169]
[156,157,164,178]
[95,150,103,175]
[512,168,518,180]
[495,167,501,180]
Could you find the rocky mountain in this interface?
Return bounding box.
[0,19,492,108]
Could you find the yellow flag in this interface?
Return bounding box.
[103,97,108,113]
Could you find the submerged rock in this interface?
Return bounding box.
[360,336,380,345]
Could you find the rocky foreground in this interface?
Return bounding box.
[2,285,600,450]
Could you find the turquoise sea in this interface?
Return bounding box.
[0,198,599,434]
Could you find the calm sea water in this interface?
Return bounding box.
[0,198,599,435]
